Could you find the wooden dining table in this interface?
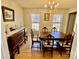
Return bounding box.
[39,31,66,41]
[39,31,66,56]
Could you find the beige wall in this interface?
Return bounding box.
[1,0,24,59]
[70,16,77,59]
[65,7,77,33]
[1,21,10,59]
[23,8,68,35]
[68,7,77,59]
[68,7,77,13]
[66,13,76,33]
[1,0,24,33]
[1,13,10,59]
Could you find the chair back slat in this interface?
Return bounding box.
[51,27,57,32]
[63,33,74,49]
[43,34,54,46]
[31,29,34,40]
[42,27,48,33]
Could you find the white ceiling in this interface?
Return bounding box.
[14,0,76,9]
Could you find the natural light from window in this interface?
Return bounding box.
[52,14,63,31]
[31,13,40,32]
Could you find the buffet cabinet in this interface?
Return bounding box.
[7,27,26,59]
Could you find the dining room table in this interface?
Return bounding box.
[39,31,67,56]
[39,31,67,48]
[39,31,66,41]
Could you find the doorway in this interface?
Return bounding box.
[66,12,77,33]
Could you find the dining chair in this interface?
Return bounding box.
[42,34,54,57]
[72,31,75,37]
[42,27,48,33]
[61,33,74,56]
[51,27,57,32]
[24,28,28,43]
[30,29,41,50]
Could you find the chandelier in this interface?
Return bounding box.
[44,1,59,9]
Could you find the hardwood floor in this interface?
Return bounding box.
[15,36,69,59]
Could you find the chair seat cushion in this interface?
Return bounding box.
[63,45,70,47]
[44,44,53,47]
[65,48,70,50]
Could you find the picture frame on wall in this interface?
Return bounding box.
[44,13,50,21]
[1,6,15,22]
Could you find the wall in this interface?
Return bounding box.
[70,16,77,59]
[23,8,68,35]
[60,7,77,33]
[1,0,24,59]
[65,7,77,33]
[1,14,10,59]
[66,13,76,33]
[68,7,77,13]
[68,7,77,59]
[1,0,24,33]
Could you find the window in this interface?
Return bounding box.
[52,14,63,31]
[31,13,40,32]
[32,23,39,31]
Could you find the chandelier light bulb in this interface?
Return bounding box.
[44,1,59,9]
[48,1,51,5]
[50,6,53,9]
[44,4,47,8]
[55,5,57,8]
[53,1,55,4]
[57,3,59,6]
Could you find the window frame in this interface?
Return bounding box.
[52,14,63,31]
[31,13,40,32]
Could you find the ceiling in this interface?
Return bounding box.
[14,0,76,9]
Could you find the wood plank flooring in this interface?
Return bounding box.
[15,36,69,59]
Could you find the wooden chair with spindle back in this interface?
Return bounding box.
[61,33,74,56]
[51,27,57,32]
[42,34,54,57]
[42,27,48,33]
[30,29,41,50]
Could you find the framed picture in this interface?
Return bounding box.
[44,13,50,21]
[2,6,15,21]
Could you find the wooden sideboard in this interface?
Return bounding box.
[6,27,26,59]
